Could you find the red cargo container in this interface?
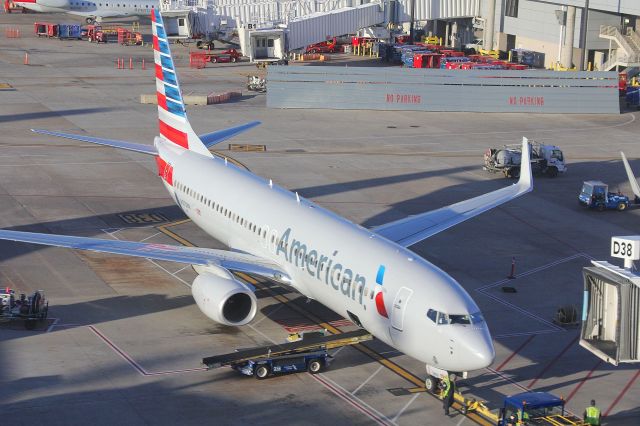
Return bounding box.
[440,50,464,57]
[34,22,58,38]
[413,53,442,68]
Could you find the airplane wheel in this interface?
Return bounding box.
[255,365,269,379]
[425,375,437,393]
[308,359,322,374]
[617,202,627,211]
[597,204,606,212]
[86,18,94,24]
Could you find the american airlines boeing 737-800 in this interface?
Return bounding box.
[14,0,158,23]
[0,10,533,377]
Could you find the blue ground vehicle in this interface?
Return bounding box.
[498,392,586,425]
[579,180,629,211]
[202,329,372,380]
[236,350,329,379]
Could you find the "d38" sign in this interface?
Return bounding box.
[611,236,640,260]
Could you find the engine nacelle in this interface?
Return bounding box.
[191,272,257,326]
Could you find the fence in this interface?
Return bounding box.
[267,67,620,114]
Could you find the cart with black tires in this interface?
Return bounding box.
[0,288,49,329]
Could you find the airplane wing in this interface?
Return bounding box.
[32,121,262,153]
[373,137,533,247]
[31,129,157,155]
[0,229,291,284]
[199,121,261,148]
[621,151,640,201]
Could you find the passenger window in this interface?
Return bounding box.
[427,309,437,323]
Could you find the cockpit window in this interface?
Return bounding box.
[469,312,485,324]
[427,309,437,323]
[427,310,485,325]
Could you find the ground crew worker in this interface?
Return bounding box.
[442,375,456,416]
[583,400,601,425]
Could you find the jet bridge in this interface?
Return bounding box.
[581,237,640,365]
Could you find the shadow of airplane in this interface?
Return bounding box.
[0,107,119,124]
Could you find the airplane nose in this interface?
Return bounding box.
[456,326,495,371]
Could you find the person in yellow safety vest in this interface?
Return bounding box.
[517,409,529,424]
[583,400,601,425]
[442,375,456,416]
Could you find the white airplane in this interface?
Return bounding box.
[13,0,158,23]
[0,10,533,377]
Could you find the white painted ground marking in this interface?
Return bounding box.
[251,303,285,327]
[391,392,420,423]
[46,317,59,333]
[138,232,161,242]
[456,414,466,425]
[352,365,384,395]
[319,373,396,425]
[101,230,192,289]
[475,253,595,334]
[331,345,347,357]
[247,323,280,345]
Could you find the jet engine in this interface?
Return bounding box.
[191,272,257,326]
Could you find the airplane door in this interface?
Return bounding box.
[267,38,275,57]
[391,287,413,331]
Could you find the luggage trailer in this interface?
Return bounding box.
[202,329,373,379]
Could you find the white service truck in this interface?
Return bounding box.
[484,141,566,178]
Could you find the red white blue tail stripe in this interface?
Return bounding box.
[151,10,211,157]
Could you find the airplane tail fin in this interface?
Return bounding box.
[151,10,212,157]
[621,151,640,202]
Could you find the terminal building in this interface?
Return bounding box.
[165,0,640,70]
[481,1,640,70]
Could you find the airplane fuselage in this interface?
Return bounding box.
[14,0,157,19]
[156,139,495,373]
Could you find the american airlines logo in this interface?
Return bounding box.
[276,228,368,306]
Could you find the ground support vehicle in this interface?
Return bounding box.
[247,75,266,92]
[306,37,338,54]
[85,25,118,43]
[579,181,630,211]
[484,141,566,178]
[208,49,241,63]
[117,28,142,46]
[203,329,372,379]
[196,39,215,50]
[625,86,640,108]
[497,392,586,425]
[0,288,48,329]
[34,22,58,38]
[189,49,241,68]
[58,24,82,40]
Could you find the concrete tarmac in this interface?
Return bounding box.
[1,12,639,426]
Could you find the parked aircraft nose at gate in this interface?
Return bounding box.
[450,323,496,372]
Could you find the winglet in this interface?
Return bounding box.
[199,121,261,148]
[621,151,640,202]
[517,137,534,195]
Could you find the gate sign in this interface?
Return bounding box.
[611,236,640,260]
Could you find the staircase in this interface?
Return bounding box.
[599,25,640,70]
